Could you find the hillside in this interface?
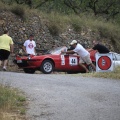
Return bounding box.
[0,1,120,54]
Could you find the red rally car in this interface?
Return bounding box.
[13,46,96,74]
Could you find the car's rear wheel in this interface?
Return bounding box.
[41,60,54,74]
[23,68,35,74]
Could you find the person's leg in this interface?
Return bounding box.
[79,63,89,73]
[79,57,89,73]
[0,49,3,68]
[2,50,10,71]
[90,63,96,71]
[83,55,96,70]
[0,60,2,70]
[81,54,96,72]
[0,60,2,66]
[3,59,8,70]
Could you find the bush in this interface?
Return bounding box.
[71,22,82,33]
[11,5,25,19]
[43,12,70,35]
[48,24,60,36]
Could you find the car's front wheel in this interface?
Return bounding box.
[23,68,35,74]
[41,60,54,74]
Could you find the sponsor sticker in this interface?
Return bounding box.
[61,55,65,65]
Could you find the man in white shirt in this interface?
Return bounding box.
[61,40,96,73]
[23,35,36,55]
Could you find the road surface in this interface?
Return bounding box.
[0,72,120,120]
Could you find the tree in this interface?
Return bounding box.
[1,0,120,20]
[63,0,120,19]
[14,0,32,8]
[87,0,120,18]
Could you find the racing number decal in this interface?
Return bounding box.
[69,57,78,65]
[97,56,112,70]
[71,59,76,64]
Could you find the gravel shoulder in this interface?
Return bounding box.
[0,72,120,120]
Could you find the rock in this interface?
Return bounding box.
[0,10,114,67]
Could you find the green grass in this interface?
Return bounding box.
[42,12,70,35]
[0,85,26,120]
[0,1,7,10]
[82,66,120,80]
[42,12,120,39]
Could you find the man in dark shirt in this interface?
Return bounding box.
[88,40,110,53]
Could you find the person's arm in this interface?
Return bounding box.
[10,44,14,53]
[34,48,36,55]
[34,42,36,55]
[23,41,28,54]
[87,48,94,52]
[22,46,27,53]
[9,38,14,54]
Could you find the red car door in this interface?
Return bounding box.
[60,54,83,72]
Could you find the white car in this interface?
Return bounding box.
[111,52,120,67]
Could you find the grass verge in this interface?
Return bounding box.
[82,66,120,80]
[0,84,27,120]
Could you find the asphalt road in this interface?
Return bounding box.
[0,72,120,120]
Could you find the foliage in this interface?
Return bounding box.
[47,24,59,36]
[70,15,84,32]
[0,85,26,119]
[44,12,70,35]
[0,0,120,51]
[1,0,120,23]
[10,4,25,20]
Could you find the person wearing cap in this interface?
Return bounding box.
[61,40,96,73]
[23,35,36,55]
[0,30,14,71]
[88,40,110,53]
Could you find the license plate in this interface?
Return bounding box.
[17,60,22,63]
